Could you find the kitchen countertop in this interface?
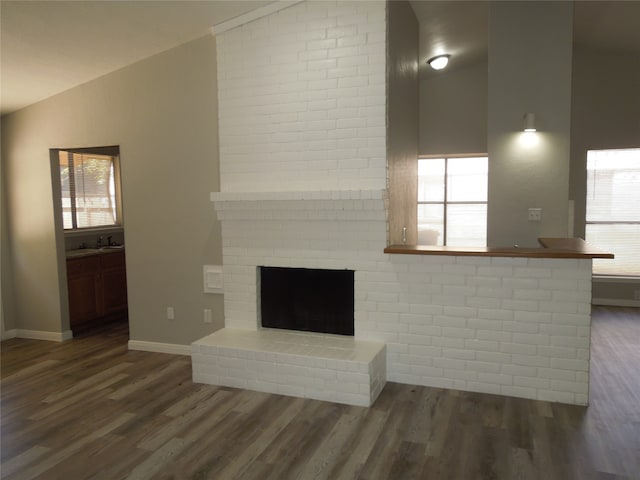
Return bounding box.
[65,246,125,259]
[384,237,614,259]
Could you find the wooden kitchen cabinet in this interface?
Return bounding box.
[67,255,101,327]
[66,250,128,330]
[100,250,128,316]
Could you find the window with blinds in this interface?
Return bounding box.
[59,151,121,230]
[586,148,640,276]
[418,155,488,246]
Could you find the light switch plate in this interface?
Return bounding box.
[203,265,223,294]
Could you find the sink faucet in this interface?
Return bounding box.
[97,235,104,248]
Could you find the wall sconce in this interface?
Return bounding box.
[523,113,536,132]
[427,54,450,70]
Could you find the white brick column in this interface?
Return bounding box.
[216,1,387,192]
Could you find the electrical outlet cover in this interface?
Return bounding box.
[528,208,542,221]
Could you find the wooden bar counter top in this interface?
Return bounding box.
[384,237,614,259]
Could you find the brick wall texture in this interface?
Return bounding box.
[213,1,592,405]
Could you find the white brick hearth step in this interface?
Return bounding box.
[192,328,386,407]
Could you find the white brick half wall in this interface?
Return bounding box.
[216,0,387,192]
[211,195,593,405]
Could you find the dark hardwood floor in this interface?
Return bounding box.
[1,306,639,479]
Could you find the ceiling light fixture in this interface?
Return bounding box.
[427,54,450,70]
[523,113,536,132]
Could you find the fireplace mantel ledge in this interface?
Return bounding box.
[210,189,386,203]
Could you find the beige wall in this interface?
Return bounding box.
[2,108,65,333]
[419,62,488,156]
[387,0,419,245]
[487,2,573,247]
[1,149,15,335]
[416,41,639,303]
[570,48,640,238]
[1,35,224,344]
[570,48,640,304]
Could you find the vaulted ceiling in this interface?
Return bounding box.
[2,1,639,115]
[0,0,270,115]
[412,0,640,77]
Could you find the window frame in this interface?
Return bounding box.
[58,150,123,232]
[417,153,488,247]
[585,147,640,277]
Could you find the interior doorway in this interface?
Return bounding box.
[51,145,128,336]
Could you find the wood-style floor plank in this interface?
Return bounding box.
[2,307,639,479]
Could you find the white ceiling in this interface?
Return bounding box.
[2,1,640,115]
[412,0,640,77]
[411,1,488,77]
[0,0,271,115]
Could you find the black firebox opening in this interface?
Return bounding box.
[260,267,355,336]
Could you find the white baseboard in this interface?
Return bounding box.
[6,329,74,342]
[592,298,640,308]
[2,329,18,340]
[128,340,191,356]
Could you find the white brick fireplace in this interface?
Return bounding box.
[211,190,388,332]
[193,190,392,406]
[192,1,594,406]
[193,1,391,406]
[195,189,593,405]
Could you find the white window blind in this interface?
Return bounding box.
[418,156,488,246]
[586,148,640,276]
[59,152,119,230]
